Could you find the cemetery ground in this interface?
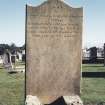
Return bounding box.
[0,63,24,105]
[0,64,105,105]
[82,64,105,105]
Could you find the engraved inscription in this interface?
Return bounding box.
[27,16,80,38]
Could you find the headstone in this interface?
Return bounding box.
[89,47,97,63]
[22,54,25,62]
[11,55,16,63]
[0,55,3,64]
[3,51,13,70]
[17,52,22,61]
[26,0,83,104]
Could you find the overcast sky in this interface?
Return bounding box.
[0,0,105,48]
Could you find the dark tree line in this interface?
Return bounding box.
[0,43,25,55]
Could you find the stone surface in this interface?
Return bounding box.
[25,95,83,105]
[63,96,83,105]
[3,50,13,71]
[89,47,97,62]
[25,95,43,105]
[26,0,83,104]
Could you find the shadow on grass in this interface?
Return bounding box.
[8,71,18,74]
[45,97,67,105]
[83,65,105,68]
[82,72,105,78]
[97,101,105,105]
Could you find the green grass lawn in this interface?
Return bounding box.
[0,63,105,105]
[0,65,24,105]
[81,64,105,105]
[82,64,105,72]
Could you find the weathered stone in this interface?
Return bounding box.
[3,50,13,71]
[25,95,43,105]
[25,95,83,105]
[26,0,83,104]
[63,96,83,105]
[89,47,97,63]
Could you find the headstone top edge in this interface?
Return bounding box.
[26,0,83,10]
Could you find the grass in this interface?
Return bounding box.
[82,64,105,72]
[0,63,105,105]
[0,65,24,105]
[81,64,105,105]
[14,61,25,67]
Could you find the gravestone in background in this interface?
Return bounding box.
[3,51,13,71]
[26,0,83,104]
[4,53,10,64]
[22,54,25,62]
[89,47,97,63]
[11,55,16,63]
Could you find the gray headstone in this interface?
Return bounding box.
[89,47,97,63]
[26,0,83,104]
[3,51,13,70]
[11,55,16,63]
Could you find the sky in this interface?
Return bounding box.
[0,0,105,48]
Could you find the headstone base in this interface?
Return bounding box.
[63,96,83,105]
[25,95,83,105]
[25,95,43,105]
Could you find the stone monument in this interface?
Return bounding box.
[3,50,13,71]
[89,47,97,63]
[26,0,83,104]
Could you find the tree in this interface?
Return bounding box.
[10,43,18,54]
[0,44,10,55]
